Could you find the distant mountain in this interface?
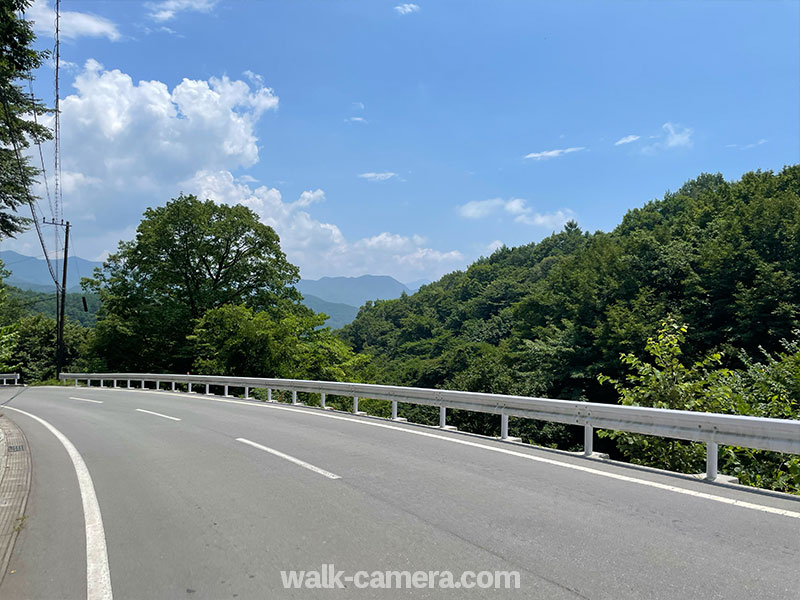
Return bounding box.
[405,279,430,292]
[0,251,408,330]
[300,294,359,330]
[297,275,411,307]
[0,250,103,292]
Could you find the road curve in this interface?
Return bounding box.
[0,385,798,599]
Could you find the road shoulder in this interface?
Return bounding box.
[0,413,32,588]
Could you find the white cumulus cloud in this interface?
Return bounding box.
[54,59,277,193]
[524,147,585,160]
[13,60,279,259]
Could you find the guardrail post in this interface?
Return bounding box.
[706,442,718,481]
[245,386,249,399]
[188,382,192,393]
[391,400,398,419]
[501,414,509,439]
[320,393,326,408]
[584,425,594,456]
[267,388,272,402]
[172,381,176,391]
[140,379,145,389]
[353,396,359,413]
[74,378,78,387]
[292,390,298,405]
[440,406,447,428]
[112,379,117,388]
[205,383,210,395]
[224,384,229,397]
[100,379,104,388]
[127,379,130,388]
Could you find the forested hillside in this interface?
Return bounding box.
[343,167,799,397]
[341,167,800,490]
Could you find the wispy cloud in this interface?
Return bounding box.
[358,172,397,182]
[29,0,120,41]
[457,197,574,229]
[346,117,367,123]
[663,122,693,148]
[352,102,365,110]
[458,198,505,219]
[394,3,420,15]
[146,0,218,22]
[524,147,585,161]
[614,134,640,146]
[642,122,694,154]
[727,138,767,150]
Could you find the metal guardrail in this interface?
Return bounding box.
[0,373,19,385]
[60,372,800,481]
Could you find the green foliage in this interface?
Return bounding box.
[597,318,730,473]
[599,320,800,493]
[4,286,99,326]
[0,322,18,371]
[12,314,91,382]
[86,194,301,372]
[0,0,51,237]
[190,303,367,381]
[716,336,800,493]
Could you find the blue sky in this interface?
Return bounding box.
[8,0,799,283]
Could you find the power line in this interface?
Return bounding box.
[0,89,60,288]
[26,76,53,218]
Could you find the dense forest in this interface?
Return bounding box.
[0,167,798,493]
[339,166,800,492]
[4,287,99,326]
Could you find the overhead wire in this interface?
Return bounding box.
[0,90,60,288]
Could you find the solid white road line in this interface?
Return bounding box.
[5,406,113,600]
[70,396,104,404]
[96,387,800,520]
[236,437,342,480]
[135,408,181,421]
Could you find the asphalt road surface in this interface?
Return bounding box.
[0,385,798,599]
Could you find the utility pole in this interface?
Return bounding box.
[43,219,70,378]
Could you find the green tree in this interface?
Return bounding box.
[86,194,303,372]
[191,303,367,382]
[13,314,90,382]
[0,0,51,237]
[597,318,731,473]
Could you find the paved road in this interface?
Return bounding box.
[0,385,798,599]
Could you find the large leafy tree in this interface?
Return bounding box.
[0,0,51,237]
[87,194,303,372]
